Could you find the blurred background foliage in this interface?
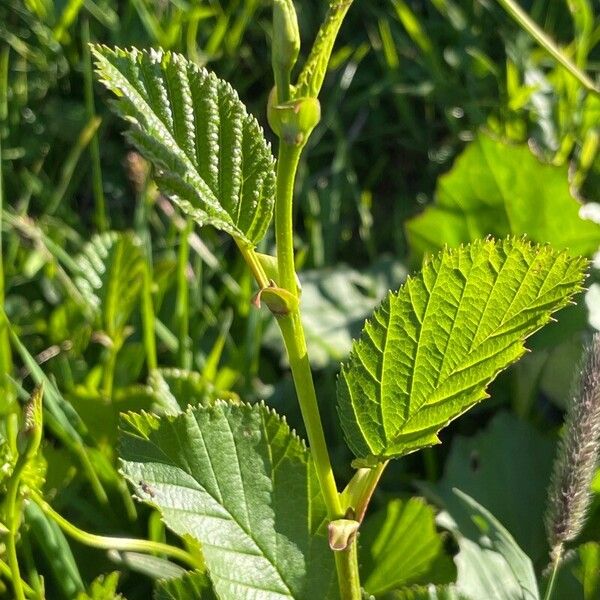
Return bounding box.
[0,0,599,597]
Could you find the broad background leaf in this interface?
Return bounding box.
[406,134,600,260]
[360,497,454,596]
[93,46,276,246]
[337,238,586,464]
[431,489,540,600]
[429,412,554,565]
[120,402,338,600]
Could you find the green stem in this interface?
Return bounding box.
[5,459,28,600]
[176,219,193,370]
[29,491,200,570]
[334,541,361,600]
[496,0,599,95]
[0,46,13,408]
[275,142,302,294]
[273,139,361,598]
[277,313,342,519]
[235,239,269,290]
[47,116,101,214]
[81,16,108,231]
[543,547,562,600]
[141,262,158,371]
[101,342,118,398]
[0,558,36,598]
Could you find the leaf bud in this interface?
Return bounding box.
[16,385,44,461]
[267,89,321,146]
[272,0,300,84]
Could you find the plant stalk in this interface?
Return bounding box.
[277,313,341,519]
[29,490,200,570]
[6,459,27,600]
[334,541,361,600]
[0,559,35,598]
[176,219,193,369]
[275,142,302,294]
[496,0,599,95]
[81,16,108,231]
[543,546,562,600]
[0,46,13,409]
[273,138,361,599]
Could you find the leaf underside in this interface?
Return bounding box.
[92,46,276,246]
[120,402,337,600]
[337,238,586,464]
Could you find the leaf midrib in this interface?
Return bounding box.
[388,250,573,444]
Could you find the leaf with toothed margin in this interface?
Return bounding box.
[119,402,338,600]
[337,238,586,466]
[92,46,276,246]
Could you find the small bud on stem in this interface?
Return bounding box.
[272,0,300,103]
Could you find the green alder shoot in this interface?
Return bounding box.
[85,2,589,599]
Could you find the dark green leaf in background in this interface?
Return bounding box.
[431,413,554,565]
[406,134,600,260]
[360,497,454,596]
[433,489,540,600]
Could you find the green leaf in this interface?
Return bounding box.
[432,412,555,564]
[406,134,600,261]
[154,570,216,600]
[111,551,187,581]
[385,585,467,600]
[434,489,540,600]
[76,572,122,600]
[25,501,85,599]
[337,238,586,464]
[579,542,600,600]
[360,498,453,595]
[148,368,217,415]
[120,402,338,600]
[92,46,276,246]
[74,231,146,339]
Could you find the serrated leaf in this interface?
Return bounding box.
[360,498,453,595]
[76,572,122,600]
[92,46,276,246]
[154,570,216,600]
[337,238,586,464]
[385,585,468,600]
[120,402,338,600]
[148,368,215,415]
[74,231,146,339]
[406,134,600,261]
